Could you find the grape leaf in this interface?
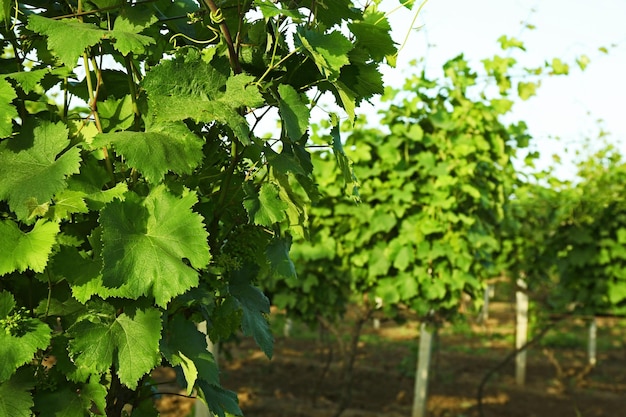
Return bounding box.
[0,121,81,221]
[243,182,288,226]
[0,291,15,318]
[0,317,51,382]
[49,190,89,221]
[338,61,385,101]
[278,84,310,141]
[99,186,210,306]
[0,77,17,138]
[93,122,204,183]
[197,381,242,417]
[34,387,86,417]
[310,0,360,27]
[266,236,297,280]
[27,16,104,68]
[97,95,135,132]
[229,269,273,358]
[51,246,111,303]
[69,308,161,389]
[142,51,263,144]
[161,315,220,394]
[348,10,396,62]
[254,0,304,19]
[0,0,12,25]
[0,219,60,275]
[518,81,539,101]
[295,28,353,80]
[114,3,158,33]
[110,10,157,56]
[0,371,35,417]
[5,67,72,94]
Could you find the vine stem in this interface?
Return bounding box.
[202,0,241,74]
[124,54,141,129]
[82,52,114,184]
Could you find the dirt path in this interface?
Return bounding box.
[155,303,626,417]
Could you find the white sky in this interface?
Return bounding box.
[375,0,626,179]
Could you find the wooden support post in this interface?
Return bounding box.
[515,278,528,386]
[373,296,383,330]
[588,317,597,366]
[412,322,433,417]
[283,317,293,337]
[480,284,493,322]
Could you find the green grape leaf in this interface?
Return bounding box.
[5,67,71,94]
[93,122,204,183]
[0,219,60,275]
[49,190,89,221]
[161,315,220,394]
[550,57,569,75]
[278,84,310,141]
[197,381,242,417]
[110,10,157,56]
[310,0,360,27]
[0,371,35,417]
[295,28,353,80]
[0,0,12,25]
[0,121,81,221]
[0,291,15,318]
[497,35,525,51]
[517,81,539,101]
[230,269,273,358]
[332,80,357,121]
[348,11,396,62]
[142,51,263,143]
[331,124,359,197]
[243,182,288,226]
[51,246,110,303]
[97,95,135,132]
[0,317,51,382]
[99,186,210,306]
[34,387,87,417]
[0,78,17,138]
[338,61,385,102]
[266,236,297,280]
[27,16,104,68]
[576,54,591,71]
[114,4,158,33]
[254,0,304,19]
[69,308,161,389]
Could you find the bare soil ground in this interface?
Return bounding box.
[154,302,626,417]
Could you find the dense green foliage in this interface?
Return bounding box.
[500,142,626,318]
[267,43,543,326]
[1,1,623,416]
[0,1,403,415]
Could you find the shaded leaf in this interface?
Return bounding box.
[0,315,51,382]
[295,28,353,80]
[230,269,273,358]
[0,78,17,138]
[0,371,35,417]
[69,308,161,389]
[243,182,288,226]
[278,84,310,141]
